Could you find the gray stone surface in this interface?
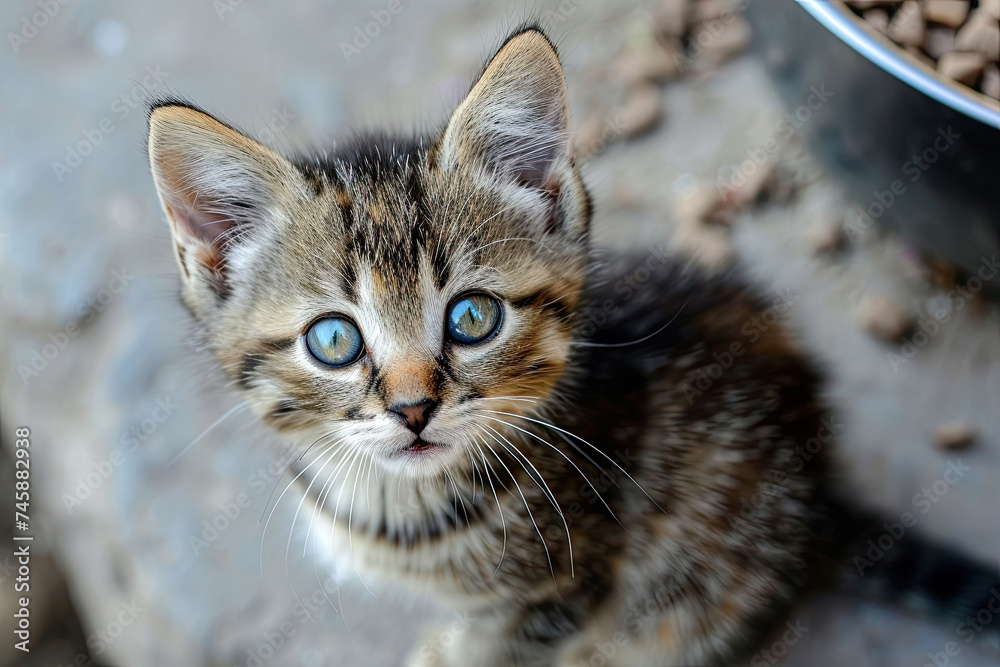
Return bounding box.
[1,1,999,666]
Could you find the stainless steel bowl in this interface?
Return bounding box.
[746,0,1000,276]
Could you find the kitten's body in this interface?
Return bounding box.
[333,256,835,666]
[147,26,997,666]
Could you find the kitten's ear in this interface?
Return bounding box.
[439,28,570,189]
[147,104,306,301]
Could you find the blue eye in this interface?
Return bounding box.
[305,317,364,367]
[447,294,502,344]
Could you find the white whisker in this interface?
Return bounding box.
[475,426,555,581]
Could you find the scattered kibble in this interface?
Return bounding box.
[611,45,682,85]
[575,0,753,159]
[573,114,611,160]
[617,84,664,138]
[857,293,914,340]
[934,420,977,450]
[653,0,691,37]
[812,219,845,255]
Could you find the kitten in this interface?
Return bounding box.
[147,25,998,666]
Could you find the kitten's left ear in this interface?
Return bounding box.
[439,28,570,190]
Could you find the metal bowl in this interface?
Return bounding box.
[745,0,1000,276]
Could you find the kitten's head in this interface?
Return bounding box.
[148,28,590,476]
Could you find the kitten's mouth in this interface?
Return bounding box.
[403,438,436,453]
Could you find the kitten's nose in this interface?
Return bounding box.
[389,399,437,434]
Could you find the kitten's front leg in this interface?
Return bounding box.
[406,608,563,667]
[405,609,508,667]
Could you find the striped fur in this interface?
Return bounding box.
[148,25,998,666]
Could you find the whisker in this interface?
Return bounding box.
[482,424,564,520]
[444,468,470,528]
[481,423,574,578]
[303,439,358,555]
[260,431,339,524]
[326,447,367,631]
[472,441,508,578]
[363,451,377,523]
[479,413,621,529]
[272,439,344,623]
[346,450,378,599]
[464,446,481,502]
[571,298,690,348]
[304,443,365,619]
[166,402,250,467]
[484,410,665,514]
[475,427,555,582]
[259,433,343,575]
[476,395,542,405]
[287,441,348,565]
[472,236,555,255]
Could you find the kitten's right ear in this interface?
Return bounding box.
[147,104,306,303]
[439,28,570,190]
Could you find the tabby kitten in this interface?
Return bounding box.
[147,26,998,666]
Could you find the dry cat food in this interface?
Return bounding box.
[844,0,1000,99]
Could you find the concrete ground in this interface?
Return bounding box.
[1,0,999,665]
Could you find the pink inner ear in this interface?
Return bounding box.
[168,190,239,252]
[166,196,240,284]
[155,145,242,255]
[167,200,234,296]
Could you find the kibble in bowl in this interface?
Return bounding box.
[845,0,999,103]
[746,0,1000,282]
